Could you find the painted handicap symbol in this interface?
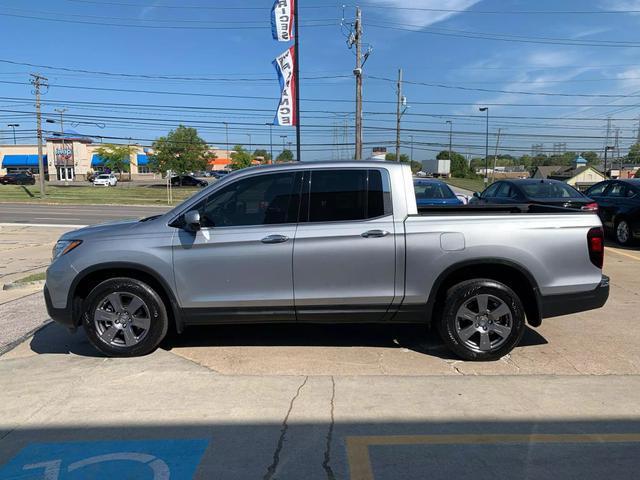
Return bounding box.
[0,439,209,479]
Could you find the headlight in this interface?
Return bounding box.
[52,240,82,261]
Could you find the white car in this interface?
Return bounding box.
[93,173,118,187]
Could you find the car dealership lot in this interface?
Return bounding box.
[0,225,639,478]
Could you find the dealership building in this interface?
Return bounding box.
[0,131,153,181]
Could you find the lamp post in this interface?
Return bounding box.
[246,133,252,157]
[280,135,287,161]
[446,120,453,165]
[223,122,229,159]
[409,135,414,162]
[7,124,19,144]
[604,145,615,178]
[479,107,489,184]
[266,122,273,164]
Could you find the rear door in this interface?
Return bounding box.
[600,182,627,229]
[293,168,396,322]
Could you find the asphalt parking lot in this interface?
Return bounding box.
[1,224,639,479]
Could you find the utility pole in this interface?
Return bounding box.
[409,135,414,162]
[54,108,66,136]
[353,7,363,160]
[223,122,229,159]
[603,117,612,166]
[30,74,47,197]
[615,128,621,172]
[479,106,489,184]
[280,135,287,161]
[395,68,403,162]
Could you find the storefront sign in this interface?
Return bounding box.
[55,144,74,166]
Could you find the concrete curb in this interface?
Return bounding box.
[2,280,45,291]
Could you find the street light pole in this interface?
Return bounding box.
[280,135,287,162]
[266,123,273,164]
[604,145,614,177]
[7,124,19,144]
[223,122,229,159]
[479,107,489,184]
[409,135,414,162]
[446,120,453,164]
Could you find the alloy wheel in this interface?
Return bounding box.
[93,292,151,348]
[454,294,513,353]
[617,220,630,244]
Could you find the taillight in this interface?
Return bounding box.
[587,227,604,269]
[582,202,599,212]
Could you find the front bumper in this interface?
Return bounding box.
[44,284,75,328]
[540,275,610,319]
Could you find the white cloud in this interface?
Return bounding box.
[366,0,482,29]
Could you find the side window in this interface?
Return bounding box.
[306,169,392,222]
[482,183,501,198]
[198,172,299,228]
[495,183,514,198]
[587,182,608,196]
[606,183,627,198]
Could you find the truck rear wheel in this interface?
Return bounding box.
[82,277,169,357]
[439,279,525,361]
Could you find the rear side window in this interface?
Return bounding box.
[606,183,627,198]
[305,169,392,222]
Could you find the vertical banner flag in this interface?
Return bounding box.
[271,0,295,41]
[273,46,297,126]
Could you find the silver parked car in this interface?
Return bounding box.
[45,162,608,360]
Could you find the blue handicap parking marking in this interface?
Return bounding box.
[0,439,209,480]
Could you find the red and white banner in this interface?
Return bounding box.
[271,0,295,42]
[273,46,296,127]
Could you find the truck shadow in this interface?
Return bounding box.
[27,322,547,361]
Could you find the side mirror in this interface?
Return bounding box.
[184,210,201,232]
[473,192,481,198]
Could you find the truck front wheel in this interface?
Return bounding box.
[439,279,525,361]
[82,277,169,357]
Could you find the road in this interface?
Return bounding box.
[0,203,169,226]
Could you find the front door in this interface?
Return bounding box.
[172,171,302,323]
[293,168,397,322]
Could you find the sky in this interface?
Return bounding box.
[2,0,640,161]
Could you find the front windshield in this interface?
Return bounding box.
[521,182,583,199]
[414,181,456,199]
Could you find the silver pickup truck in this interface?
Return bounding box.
[45,161,609,360]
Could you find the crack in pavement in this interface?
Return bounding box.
[262,375,309,480]
[322,376,336,480]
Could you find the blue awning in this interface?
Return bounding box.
[2,154,46,167]
[136,154,148,166]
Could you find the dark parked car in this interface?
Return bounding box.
[585,179,640,246]
[170,175,208,187]
[0,173,36,185]
[414,179,463,206]
[211,170,230,179]
[471,179,598,211]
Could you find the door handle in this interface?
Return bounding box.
[361,229,390,238]
[261,234,289,244]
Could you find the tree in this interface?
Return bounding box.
[627,143,640,164]
[276,149,294,162]
[437,150,473,178]
[635,169,640,178]
[149,125,209,183]
[93,143,137,179]
[253,149,271,162]
[581,151,600,166]
[230,145,253,170]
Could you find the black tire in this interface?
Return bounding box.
[615,218,634,246]
[82,277,169,357]
[438,279,526,361]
